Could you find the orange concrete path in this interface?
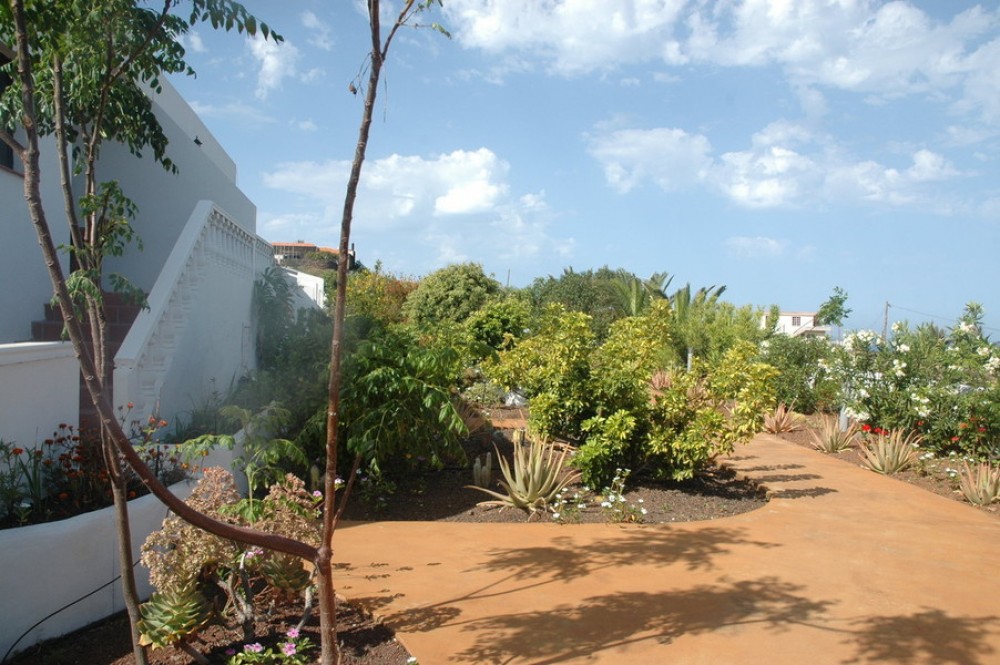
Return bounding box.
[333,434,1000,664]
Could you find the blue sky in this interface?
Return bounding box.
[167,1,1000,334]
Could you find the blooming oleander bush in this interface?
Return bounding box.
[828,304,999,461]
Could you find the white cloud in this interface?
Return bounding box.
[725,236,788,258]
[301,11,334,51]
[247,34,301,100]
[588,120,965,210]
[294,119,317,132]
[261,149,572,275]
[445,1,1000,124]
[185,31,207,54]
[587,127,712,193]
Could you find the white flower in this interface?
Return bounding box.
[551,512,560,521]
[977,346,991,357]
[898,344,910,353]
[891,322,903,333]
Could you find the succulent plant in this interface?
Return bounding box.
[762,403,800,434]
[859,429,920,475]
[137,586,211,650]
[471,452,493,488]
[262,552,313,596]
[468,435,580,518]
[811,416,858,454]
[957,460,1000,506]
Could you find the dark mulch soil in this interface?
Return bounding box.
[4,588,409,665]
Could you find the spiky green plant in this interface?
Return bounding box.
[472,452,493,488]
[859,429,920,475]
[137,587,211,651]
[811,416,858,454]
[468,436,580,518]
[262,552,313,597]
[957,460,1000,506]
[762,402,800,434]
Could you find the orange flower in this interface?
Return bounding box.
[127,402,134,409]
[11,447,24,456]
[58,492,69,501]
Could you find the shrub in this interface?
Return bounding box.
[402,262,500,327]
[759,334,838,413]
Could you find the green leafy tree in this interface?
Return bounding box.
[5,0,448,662]
[527,266,632,339]
[401,262,500,327]
[344,261,417,325]
[816,286,851,327]
[1,3,283,662]
[465,293,532,354]
[759,334,838,413]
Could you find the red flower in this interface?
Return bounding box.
[58,492,69,501]
[916,421,924,427]
[959,422,968,429]
[978,427,986,433]
[951,436,960,442]
[861,424,872,433]
[10,447,24,456]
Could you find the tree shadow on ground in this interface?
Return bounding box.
[845,608,999,665]
[354,525,779,636]
[453,576,836,664]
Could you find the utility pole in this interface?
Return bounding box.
[882,301,890,339]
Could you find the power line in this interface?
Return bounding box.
[888,304,1000,335]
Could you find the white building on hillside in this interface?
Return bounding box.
[770,312,829,338]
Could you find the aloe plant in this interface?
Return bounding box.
[859,429,920,475]
[957,461,1000,506]
[811,416,857,454]
[762,402,800,434]
[468,436,580,518]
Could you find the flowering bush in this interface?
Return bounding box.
[0,415,182,528]
[828,304,999,459]
[225,628,315,665]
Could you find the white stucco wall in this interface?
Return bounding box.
[0,135,71,344]
[99,79,256,297]
[0,342,78,447]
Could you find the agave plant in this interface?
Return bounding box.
[957,460,1000,506]
[859,429,920,475]
[468,435,580,518]
[762,402,800,434]
[811,416,858,454]
[138,587,212,664]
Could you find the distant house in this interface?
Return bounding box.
[770,312,830,338]
[273,241,356,269]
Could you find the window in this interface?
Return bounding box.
[791,316,802,327]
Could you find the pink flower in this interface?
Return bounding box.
[225,648,236,656]
[286,628,300,639]
[244,643,263,653]
[282,642,297,656]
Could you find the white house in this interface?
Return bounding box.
[770,311,829,338]
[1,61,332,654]
[0,72,309,441]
